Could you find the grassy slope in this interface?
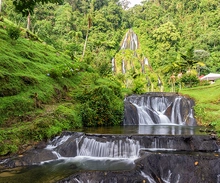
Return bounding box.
[0,18,88,155]
[180,80,220,135]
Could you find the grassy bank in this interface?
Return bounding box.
[180,80,220,135]
[0,18,124,156]
[0,18,83,155]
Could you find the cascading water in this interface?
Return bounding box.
[121,29,139,50]
[77,136,140,158]
[111,58,115,72]
[124,93,197,126]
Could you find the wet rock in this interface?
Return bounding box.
[1,132,218,169]
[123,100,139,125]
[57,151,220,183]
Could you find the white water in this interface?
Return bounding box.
[122,60,126,74]
[141,170,180,183]
[127,95,193,125]
[170,97,184,124]
[77,137,140,158]
[111,58,115,72]
[133,103,155,125]
[144,57,149,65]
[45,135,71,150]
[217,175,220,183]
[121,29,139,50]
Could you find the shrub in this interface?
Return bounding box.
[132,76,146,94]
[7,25,21,40]
[180,73,200,88]
[74,78,124,127]
[55,104,82,128]
[48,62,89,79]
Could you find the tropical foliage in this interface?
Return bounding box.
[0,0,220,155]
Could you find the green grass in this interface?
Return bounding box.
[180,80,220,135]
[0,18,124,156]
[0,18,79,124]
[0,18,87,155]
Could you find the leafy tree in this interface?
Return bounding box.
[12,0,63,16]
[153,21,180,51]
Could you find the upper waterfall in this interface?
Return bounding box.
[124,92,197,126]
[121,29,139,50]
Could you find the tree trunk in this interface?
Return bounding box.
[27,12,31,30]
[81,28,89,61]
[81,16,92,61]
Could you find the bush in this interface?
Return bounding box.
[48,62,89,79]
[7,25,21,40]
[74,78,124,127]
[132,76,146,94]
[180,73,200,87]
[55,104,82,128]
[0,15,4,22]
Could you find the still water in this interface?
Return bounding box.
[80,125,208,135]
[0,125,209,183]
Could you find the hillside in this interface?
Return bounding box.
[0,18,124,156]
[180,80,220,134]
[0,0,220,156]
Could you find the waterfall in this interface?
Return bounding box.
[144,57,149,65]
[141,170,180,183]
[45,135,71,150]
[170,97,184,124]
[217,175,220,183]
[111,58,115,72]
[121,29,139,50]
[124,93,197,126]
[76,136,140,159]
[122,59,126,74]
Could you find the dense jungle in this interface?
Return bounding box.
[0,0,220,156]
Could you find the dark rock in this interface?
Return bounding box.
[57,151,220,183]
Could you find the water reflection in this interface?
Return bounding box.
[0,156,135,183]
[0,161,78,183]
[138,125,196,135]
[81,125,207,135]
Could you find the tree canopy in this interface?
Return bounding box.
[12,0,63,16]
